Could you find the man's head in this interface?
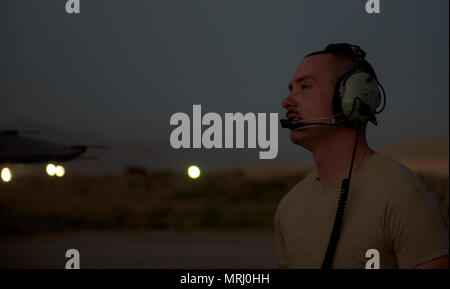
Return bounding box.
[281,43,377,150]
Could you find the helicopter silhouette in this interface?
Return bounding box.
[1,130,102,182]
[1,130,87,163]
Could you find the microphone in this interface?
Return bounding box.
[280,114,344,131]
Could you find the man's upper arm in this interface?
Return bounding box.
[386,178,449,269]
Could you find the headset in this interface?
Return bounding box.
[280,43,386,269]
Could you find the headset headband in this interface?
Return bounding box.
[324,43,366,60]
[324,43,377,80]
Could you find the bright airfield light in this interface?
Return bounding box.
[55,165,65,177]
[1,167,12,182]
[187,165,201,179]
[46,164,56,176]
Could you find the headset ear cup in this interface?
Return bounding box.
[333,71,357,128]
[340,71,382,126]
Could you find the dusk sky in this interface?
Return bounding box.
[1,0,448,173]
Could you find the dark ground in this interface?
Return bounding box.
[0,230,276,269]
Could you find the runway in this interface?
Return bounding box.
[0,230,277,269]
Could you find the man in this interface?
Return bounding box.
[275,43,449,269]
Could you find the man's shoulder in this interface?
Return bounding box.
[366,153,424,187]
[365,153,436,203]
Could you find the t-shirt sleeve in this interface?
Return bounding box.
[385,177,449,268]
[274,202,288,267]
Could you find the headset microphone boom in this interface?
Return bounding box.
[280,113,345,131]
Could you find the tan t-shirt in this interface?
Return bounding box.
[274,153,449,269]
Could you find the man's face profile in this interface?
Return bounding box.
[282,53,353,150]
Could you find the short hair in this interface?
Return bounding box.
[305,43,378,79]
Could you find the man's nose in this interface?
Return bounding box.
[281,94,295,110]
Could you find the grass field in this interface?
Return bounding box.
[0,169,448,235]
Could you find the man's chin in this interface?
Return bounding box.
[289,129,307,146]
[289,126,336,148]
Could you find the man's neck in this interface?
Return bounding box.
[311,129,374,184]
